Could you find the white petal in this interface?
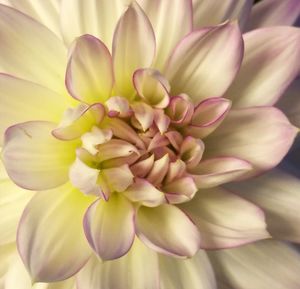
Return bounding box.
[77,238,160,289]
[192,0,253,29]
[227,26,300,107]
[159,250,217,289]
[136,204,201,257]
[84,194,135,260]
[247,0,300,30]
[209,240,300,289]
[0,74,70,145]
[205,107,297,177]
[180,187,270,249]
[165,21,243,103]
[17,183,93,282]
[2,121,78,190]
[226,169,300,243]
[0,5,67,94]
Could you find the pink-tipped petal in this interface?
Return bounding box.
[227,26,300,107]
[130,155,154,178]
[52,103,105,140]
[131,102,154,131]
[180,187,270,249]
[77,238,160,289]
[154,109,170,134]
[17,183,93,282]
[0,4,67,95]
[180,137,205,169]
[147,154,169,186]
[84,194,135,260]
[133,69,170,109]
[165,21,243,103]
[138,0,192,69]
[124,178,165,207]
[106,96,131,118]
[247,0,300,30]
[112,2,156,98]
[165,159,186,183]
[66,34,113,104]
[2,121,78,190]
[136,204,201,257]
[205,107,297,177]
[189,157,252,188]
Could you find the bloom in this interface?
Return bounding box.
[0,0,300,288]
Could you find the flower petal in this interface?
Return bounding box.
[66,34,113,104]
[124,178,165,207]
[84,194,135,260]
[2,121,78,190]
[131,102,154,132]
[17,183,93,282]
[159,250,217,289]
[189,157,252,188]
[77,238,160,289]
[247,0,300,30]
[205,107,297,177]
[165,21,243,103]
[226,169,300,243]
[0,4,66,94]
[139,0,192,69]
[209,240,300,289]
[0,160,34,245]
[8,0,62,37]
[192,0,253,29]
[136,204,201,257]
[180,187,270,249]
[112,2,156,98]
[227,26,300,107]
[0,74,69,145]
[60,0,129,49]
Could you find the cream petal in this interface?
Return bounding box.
[60,0,130,48]
[147,154,169,186]
[153,109,170,134]
[17,183,93,282]
[106,96,131,118]
[159,250,217,289]
[189,157,252,188]
[124,178,165,207]
[209,240,300,289]
[131,102,154,131]
[205,107,297,177]
[165,159,186,183]
[133,69,170,109]
[192,0,253,29]
[0,161,34,245]
[52,103,105,140]
[247,0,300,30]
[66,35,113,104]
[2,121,78,190]
[165,21,243,103]
[8,0,62,38]
[138,0,192,69]
[0,74,70,145]
[226,169,300,243]
[76,238,160,289]
[277,78,300,128]
[112,2,156,98]
[180,187,270,249]
[136,204,201,257]
[227,26,300,107]
[0,5,67,94]
[180,137,204,169]
[84,194,135,260]
[130,155,154,178]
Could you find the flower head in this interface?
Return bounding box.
[0,0,300,288]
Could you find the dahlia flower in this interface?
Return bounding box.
[0,0,300,288]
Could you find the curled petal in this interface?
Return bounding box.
[180,137,205,169]
[165,131,183,151]
[189,157,252,188]
[66,34,113,104]
[165,21,243,103]
[124,178,165,207]
[130,155,154,178]
[84,194,135,260]
[147,154,169,186]
[136,204,201,257]
[165,159,186,183]
[2,121,78,190]
[17,183,92,282]
[133,68,170,108]
[112,2,156,98]
[180,187,270,249]
[106,96,131,118]
[154,109,170,134]
[52,103,105,140]
[131,102,154,131]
